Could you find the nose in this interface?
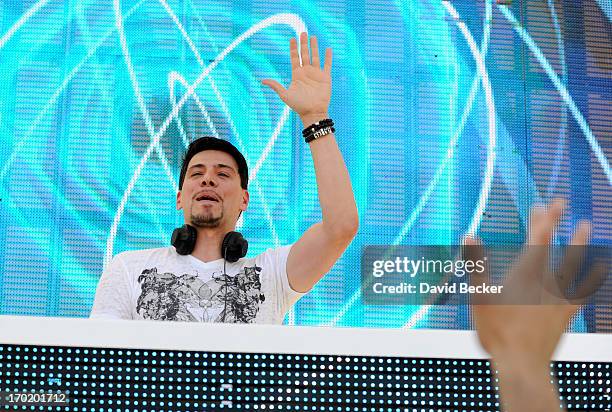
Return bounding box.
[200,171,218,187]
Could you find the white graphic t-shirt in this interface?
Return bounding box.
[90,245,304,324]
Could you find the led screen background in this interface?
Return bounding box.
[0,0,610,331]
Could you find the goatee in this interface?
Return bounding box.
[190,211,223,228]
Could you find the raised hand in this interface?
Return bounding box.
[465,199,604,412]
[467,199,594,366]
[261,32,332,124]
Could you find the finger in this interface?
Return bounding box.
[554,222,591,296]
[300,32,310,65]
[462,236,491,304]
[310,35,320,68]
[289,38,300,70]
[570,220,591,246]
[527,204,547,245]
[527,198,566,245]
[323,48,333,75]
[545,198,567,232]
[261,79,287,100]
[541,198,566,244]
[462,236,488,284]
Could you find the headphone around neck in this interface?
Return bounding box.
[171,224,248,262]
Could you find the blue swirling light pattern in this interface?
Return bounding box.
[0,0,610,332]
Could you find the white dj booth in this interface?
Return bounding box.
[1,316,611,411]
[1,316,611,361]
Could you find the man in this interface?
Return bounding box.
[90,32,359,322]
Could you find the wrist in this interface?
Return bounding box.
[300,112,329,127]
[302,118,334,144]
[492,354,552,380]
[492,357,560,412]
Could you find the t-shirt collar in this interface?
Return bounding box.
[184,253,225,269]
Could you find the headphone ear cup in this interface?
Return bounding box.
[171,224,197,255]
[222,231,248,263]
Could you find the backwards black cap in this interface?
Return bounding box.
[179,137,249,190]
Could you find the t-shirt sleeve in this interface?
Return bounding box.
[263,244,306,317]
[90,253,133,320]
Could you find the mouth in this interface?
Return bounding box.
[194,192,221,203]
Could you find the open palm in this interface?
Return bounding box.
[262,32,332,120]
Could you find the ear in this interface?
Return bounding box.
[241,189,249,212]
[176,190,182,211]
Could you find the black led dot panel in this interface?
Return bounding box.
[0,345,610,411]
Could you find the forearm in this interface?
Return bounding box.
[301,113,358,237]
[492,357,564,412]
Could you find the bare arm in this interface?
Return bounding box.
[262,33,358,292]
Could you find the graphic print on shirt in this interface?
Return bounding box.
[136,265,265,322]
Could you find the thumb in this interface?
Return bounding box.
[261,79,287,99]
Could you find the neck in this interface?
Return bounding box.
[189,225,234,263]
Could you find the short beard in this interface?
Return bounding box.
[190,209,223,228]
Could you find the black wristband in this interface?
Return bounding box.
[303,118,335,143]
[302,118,333,137]
[305,126,335,143]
